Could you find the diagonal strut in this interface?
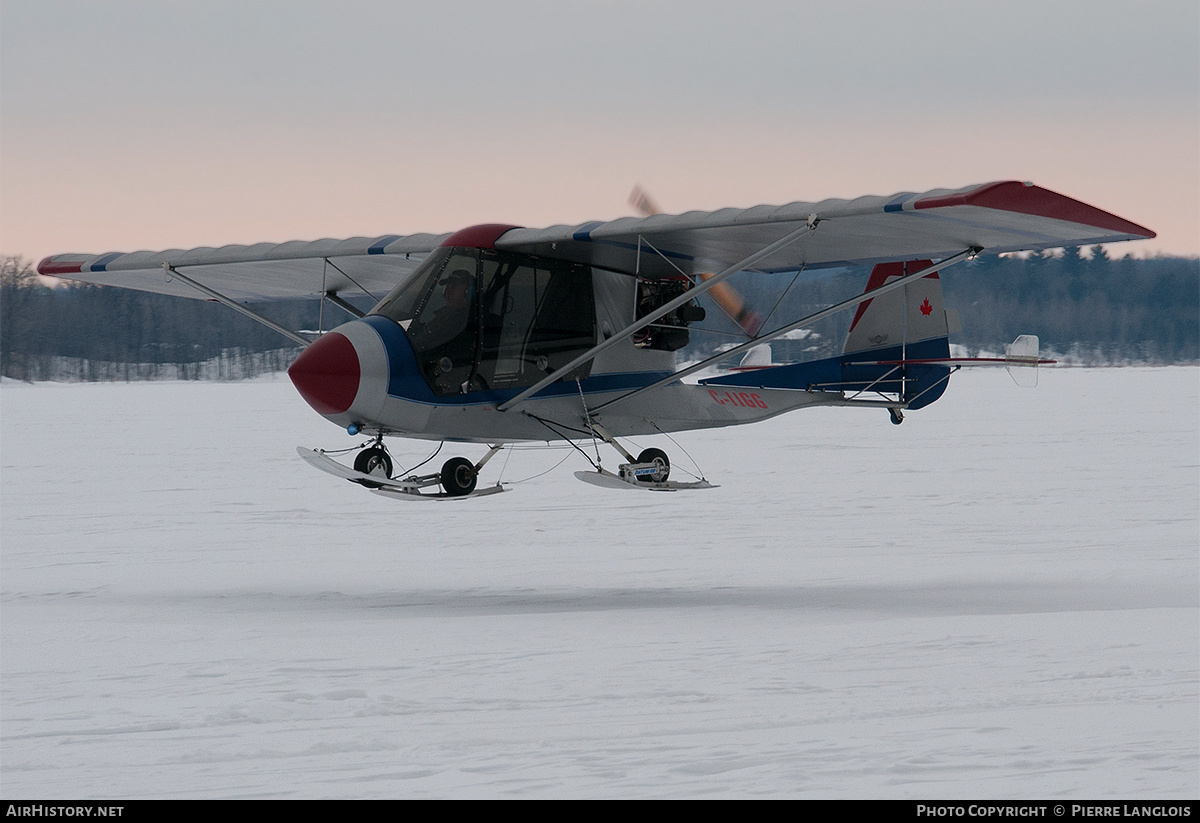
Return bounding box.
[496,222,818,412]
[588,246,981,415]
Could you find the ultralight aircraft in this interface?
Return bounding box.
[38,181,1154,498]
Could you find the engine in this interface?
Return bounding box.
[633,276,706,351]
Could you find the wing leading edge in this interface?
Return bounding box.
[497,180,1155,278]
[38,233,450,302]
[38,181,1154,301]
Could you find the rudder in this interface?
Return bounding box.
[842,259,953,410]
[700,259,958,411]
[843,260,953,356]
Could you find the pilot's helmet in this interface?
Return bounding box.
[444,269,472,288]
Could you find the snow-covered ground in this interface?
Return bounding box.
[2,367,1196,798]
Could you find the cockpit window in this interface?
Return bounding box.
[370,248,471,330]
[369,248,596,395]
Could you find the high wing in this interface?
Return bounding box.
[37,233,450,303]
[37,181,1154,303]
[496,180,1154,278]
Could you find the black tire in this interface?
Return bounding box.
[889,408,904,425]
[354,446,393,488]
[635,448,670,483]
[440,457,477,496]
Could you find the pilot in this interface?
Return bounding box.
[441,269,472,312]
[412,269,474,350]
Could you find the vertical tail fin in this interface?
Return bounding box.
[843,260,951,356]
[842,260,953,410]
[701,259,959,413]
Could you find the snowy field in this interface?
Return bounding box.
[1,367,1197,799]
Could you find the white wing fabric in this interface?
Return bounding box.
[38,233,449,302]
[38,181,1154,300]
[497,181,1154,278]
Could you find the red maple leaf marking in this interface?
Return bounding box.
[919,297,934,316]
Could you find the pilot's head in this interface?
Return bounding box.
[443,270,471,308]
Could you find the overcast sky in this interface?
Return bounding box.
[2,0,1197,262]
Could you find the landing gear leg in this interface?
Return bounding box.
[585,423,672,484]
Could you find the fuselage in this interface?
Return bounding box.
[286,228,831,443]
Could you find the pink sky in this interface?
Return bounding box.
[3,2,1196,264]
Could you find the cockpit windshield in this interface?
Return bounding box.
[369,248,596,395]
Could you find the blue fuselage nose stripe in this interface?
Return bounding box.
[360,315,441,404]
[360,314,674,406]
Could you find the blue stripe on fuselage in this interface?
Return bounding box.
[701,336,952,410]
[360,315,672,406]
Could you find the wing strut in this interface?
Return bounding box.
[322,291,365,319]
[323,258,380,303]
[589,246,981,415]
[163,263,312,347]
[496,220,819,412]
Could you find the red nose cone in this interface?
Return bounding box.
[288,332,360,415]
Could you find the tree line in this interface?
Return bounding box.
[0,249,1196,382]
[0,257,325,381]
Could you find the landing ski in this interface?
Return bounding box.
[573,469,717,492]
[370,484,508,502]
[298,447,509,499]
[299,447,422,490]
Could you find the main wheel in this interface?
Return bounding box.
[635,448,670,483]
[440,457,477,496]
[354,446,393,489]
[889,408,904,425]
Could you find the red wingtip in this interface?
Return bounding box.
[37,256,83,276]
[916,181,1155,239]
